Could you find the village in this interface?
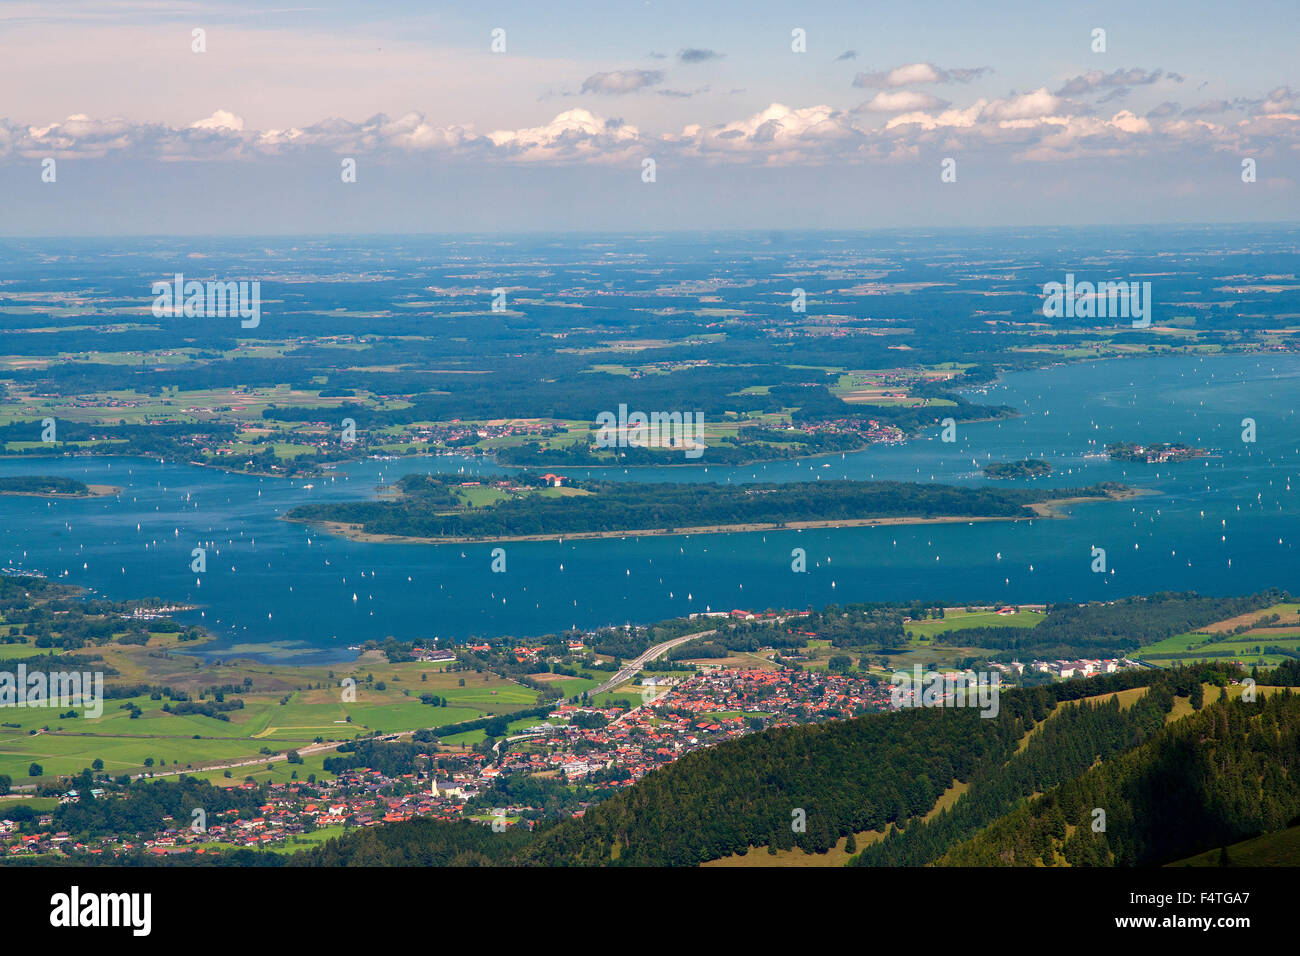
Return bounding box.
[0,602,1152,862]
[1,663,901,859]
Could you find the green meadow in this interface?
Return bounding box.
[0,655,545,787]
[905,609,1045,640]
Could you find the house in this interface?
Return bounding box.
[539,473,566,488]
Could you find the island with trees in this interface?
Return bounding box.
[0,476,117,498]
[285,473,1132,543]
[982,459,1053,479]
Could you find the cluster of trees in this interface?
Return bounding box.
[795,603,922,651]
[852,669,1200,866]
[0,476,90,496]
[461,775,598,820]
[0,420,238,463]
[500,417,889,467]
[667,628,807,661]
[0,573,190,652]
[414,705,555,744]
[288,477,1120,540]
[519,696,1036,865]
[322,738,433,777]
[937,685,1300,866]
[316,705,562,776]
[51,775,265,843]
[931,590,1287,659]
[982,459,1052,479]
[298,817,531,867]
[165,699,244,721]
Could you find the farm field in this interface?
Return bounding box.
[0,644,544,785]
[1138,602,1300,665]
[904,608,1045,639]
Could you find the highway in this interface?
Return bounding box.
[591,629,714,696]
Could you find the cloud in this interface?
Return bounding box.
[580,70,664,95]
[981,88,1068,121]
[5,75,1297,171]
[1146,101,1180,118]
[486,109,640,160]
[836,50,857,61]
[853,62,990,88]
[678,48,723,63]
[190,110,244,132]
[1220,87,1299,117]
[670,103,867,162]
[1056,68,1180,96]
[1259,86,1298,113]
[856,91,950,113]
[946,67,994,84]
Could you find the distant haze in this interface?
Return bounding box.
[0,0,1296,234]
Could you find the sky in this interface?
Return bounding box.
[0,0,1296,234]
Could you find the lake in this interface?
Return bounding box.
[1,352,1295,664]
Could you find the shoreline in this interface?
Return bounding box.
[286,488,1140,545]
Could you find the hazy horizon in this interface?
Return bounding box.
[1,0,1295,234]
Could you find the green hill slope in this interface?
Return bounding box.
[936,688,1300,866]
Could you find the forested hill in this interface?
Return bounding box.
[285,476,1126,541]
[935,688,1300,866]
[518,666,1212,867]
[522,698,1032,866]
[84,661,1298,869]
[277,664,1274,868]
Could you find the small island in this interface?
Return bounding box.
[983,459,1053,479]
[1107,442,1208,464]
[0,476,120,498]
[285,473,1133,543]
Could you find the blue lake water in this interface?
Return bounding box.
[1,352,1296,664]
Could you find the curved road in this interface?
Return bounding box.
[591,630,714,696]
[12,633,717,789]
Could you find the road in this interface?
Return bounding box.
[13,632,715,788]
[118,731,414,783]
[591,630,714,696]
